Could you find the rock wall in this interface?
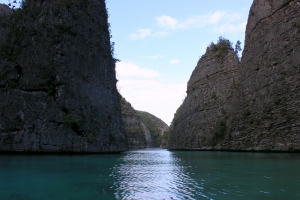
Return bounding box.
[137,111,168,147]
[167,40,240,150]
[0,0,127,152]
[229,0,300,151]
[120,96,148,149]
[119,96,169,148]
[167,0,300,151]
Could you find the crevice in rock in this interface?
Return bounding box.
[249,1,293,36]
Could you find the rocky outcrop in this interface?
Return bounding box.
[167,39,240,150]
[0,0,127,152]
[230,0,300,151]
[167,0,300,151]
[120,97,148,149]
[120,96,169,148]
[137,111,168,147]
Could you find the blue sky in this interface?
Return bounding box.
[0,0,253,124]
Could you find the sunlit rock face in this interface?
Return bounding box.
[168,0,300,151]
[0,0,127,152]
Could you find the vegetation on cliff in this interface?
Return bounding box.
[137,111,168,147]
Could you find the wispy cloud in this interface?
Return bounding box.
[156,11,245,33]
[116,62,159,78]
[128,10,245,40]
[129,29,152,40]
[213,21,247,33]
[156,15,185,29]
[169,59,180,64]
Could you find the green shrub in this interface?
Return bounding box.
[211,92,217,100]
[207,36,233,63]
[212,119,227,145]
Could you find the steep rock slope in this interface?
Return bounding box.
[167,40,240,150]
[168,0,300,151]
[120,97,148,149]
[0,0,127,152]
[137,111,168,147]
[227,0,300,151]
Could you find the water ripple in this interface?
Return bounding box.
[111,149,207,200]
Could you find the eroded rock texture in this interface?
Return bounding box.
[120,96,169,148]
[168,0,300,151]
[230,0,300,151]
[136,111,168,147]
[167,41,240,150]
[120,97,148,149]
[0,0,127,152]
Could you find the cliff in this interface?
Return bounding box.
[119,96,169,148]
[136,111,168,147]
[0,0,127,153]
[120,96,148,149]
[167,38,240,150]
[167,0,300,151]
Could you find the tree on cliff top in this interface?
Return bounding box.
[207,36,233,63]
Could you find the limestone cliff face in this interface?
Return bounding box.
[167,41,240,150]
[119,96,169,148]
[137,111,168,147]
[0,0,127,152]
[120,97,148,149]
[168,0,300,151]
[229,0,300,151]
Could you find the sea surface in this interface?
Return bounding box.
[0,149,300,199]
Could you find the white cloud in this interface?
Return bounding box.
[129,11,244,40]
[116,62,160,78]
[155,11,245,34]
[213,21,247,33]
[170,59,180,64]
[207,11,227,24]
[116,62,186,124]
[156,15,184,29]
[129,29,152,40]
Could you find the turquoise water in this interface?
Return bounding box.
[0,149,300,199]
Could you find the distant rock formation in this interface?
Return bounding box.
[120,96,148,149]
[167,0,300,151]
[136,111,168,147]
[0,0,127,152]
[120,96,168,148]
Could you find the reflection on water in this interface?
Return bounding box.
[111,149,207,199]
[0,149,300,199]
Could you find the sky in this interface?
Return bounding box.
[0,0,253,125]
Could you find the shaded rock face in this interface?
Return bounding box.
[137,111,169,147]
[119,96,169,148]
[230,0,300,151]
[120,97,148,149]
[167,41,240,150]
[0,0,127,152]
[168,0,300,151]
